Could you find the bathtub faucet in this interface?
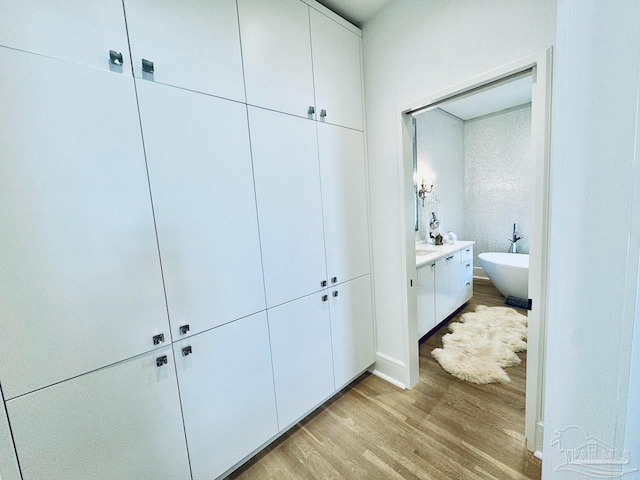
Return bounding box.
[508,223,522,253]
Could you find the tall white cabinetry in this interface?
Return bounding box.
[0,48,169,400]
[0,1,373,478]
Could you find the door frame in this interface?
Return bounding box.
[395,47,553,454]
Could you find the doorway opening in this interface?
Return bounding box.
[397,49,552,455]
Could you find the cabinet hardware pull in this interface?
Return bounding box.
[321,280,327,287]
[431,263,436,268]
[109,50,123,66]
[466,282,471,286]
[331,276,337,283]
[322,294,328,302]
[142,58,154,74]
[182,346,192,357]
[320,109,327,118]
[156,355,168,367]
[332,291,339,297]
[179,325,190,335]
[153,334,165,345]
[466,263,471,268]
[308,106,315,115]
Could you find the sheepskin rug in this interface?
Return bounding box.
[431,305,528,384]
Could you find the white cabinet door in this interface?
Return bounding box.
[318,123,370,286]
[6,348,191,480]
[174,313,278,480]
[137,82,265,338]
[0,0,130,73]
[125,0,245,102]
[448,251,463,313]
[249,107,327,307]
[417,262,437,338]
[329,275,374,389]
[434,257,450,323]
[268,293,335,429]
[310,9,364,131]
[0,48,168,399]
[239,0,315,118]
[0,391,21,480]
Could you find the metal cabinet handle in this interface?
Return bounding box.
[321,280,327,287]
[331,276,337,283]
[466,282,471,286]
[466,263,471,268]
[142,59,154,74]
[153,334,165,345]
[308,106,315,115]
[431,262,436,268]
[182,346,192,357]
[322,294,328,302]
[179,324,190,335]
[446,255,454,261]
[156,355,168,367]
[332,291,339,297]
[109,50,123,66]
[320,109,327,118]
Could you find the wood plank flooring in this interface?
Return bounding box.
[230,279,541,479]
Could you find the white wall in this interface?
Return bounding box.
[362,0,556,387]
[542,0,640,476]
[464,105,532,264]
[414,108,465,241]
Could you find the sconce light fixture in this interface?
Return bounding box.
[418,179,433,206]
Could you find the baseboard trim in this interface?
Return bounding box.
[371,369,407,390]
[371,352,408,389]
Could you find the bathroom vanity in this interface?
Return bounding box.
[416,241,474,338]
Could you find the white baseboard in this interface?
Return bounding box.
[473,266,489,279]
[371,352,408,389]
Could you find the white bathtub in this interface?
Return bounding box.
[478,252,529,299]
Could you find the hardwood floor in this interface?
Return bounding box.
[230,280,541,479]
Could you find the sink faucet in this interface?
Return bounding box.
[508,223,522,253]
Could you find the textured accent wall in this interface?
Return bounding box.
[414,108,464,241]
[464,105,532,266]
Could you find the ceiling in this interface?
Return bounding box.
[437,75,533,121]
[314,0,396,27]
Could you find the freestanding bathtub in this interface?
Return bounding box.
[478,252,529,299]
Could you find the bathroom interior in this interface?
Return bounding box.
[413,72,534,341]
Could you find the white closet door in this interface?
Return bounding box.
[268,293,335,429]
[174,313,278,480]
[6,348,191,480]
[0,48,168,399]
[318,123,370,285]
[0,390,21,480]
[417,263,437,338]
[0,0,130,72]
[125,0,245,101]
[249,107,327,307]
[238,0,315,118]
[310,9,364,131]
[137,82,265,338]
[329,275,374,389]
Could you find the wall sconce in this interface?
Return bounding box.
[418,179,433,206]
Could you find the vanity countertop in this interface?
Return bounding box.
[415,240,475,268]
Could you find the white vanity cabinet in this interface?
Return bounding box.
[124,0,245,102]
[238,0,364,130]
[0,394,20,480]
[238,0,316,118]
[417,262,437,338]
[173,313,278,480]
[136,81,266,338]
[329,275,375,389]
[6,347,191,480]
[0,0,131,73]
[318,123,371,286]
[249,107,328,308]
[268,293,335,430]
[0,48,169,400]
[417,243,474,338]
[310,9,364,131]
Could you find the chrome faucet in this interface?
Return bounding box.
[508,223,522,253]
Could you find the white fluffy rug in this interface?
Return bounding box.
[431,305,528,384]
